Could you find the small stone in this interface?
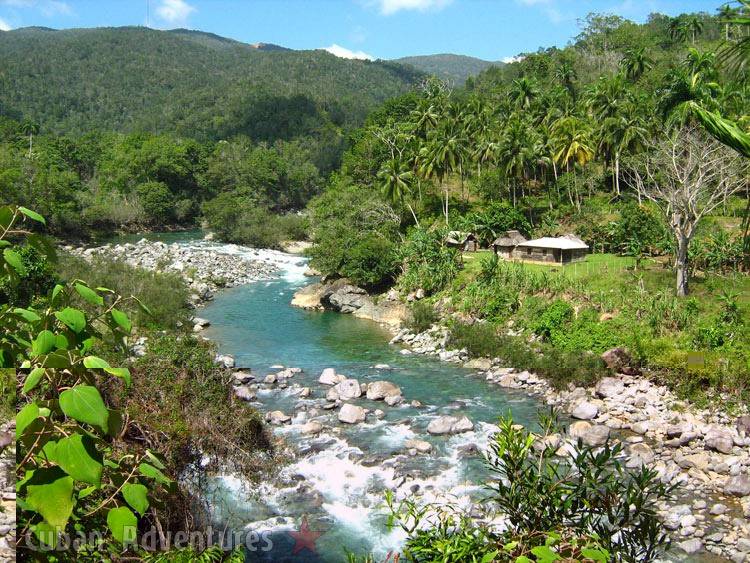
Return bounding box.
[631,421,649,435]
[725,475,750,497]
[710,503,728,515]
[266,411,291,424]
[263,374,277,384]
[299,421,323,435]
[678,539,703,555]
[404,439,432,453]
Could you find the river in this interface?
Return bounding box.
[189,245,542,562]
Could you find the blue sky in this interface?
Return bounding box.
[0,0,720,61]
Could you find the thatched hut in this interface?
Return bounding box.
[445,231,479,252]
[492,230,527,258]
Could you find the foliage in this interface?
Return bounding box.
[0,243,57,308]
[387,411,672,562]
[407,300,438,333]
[398,227,462,294]
[2,205,173,557]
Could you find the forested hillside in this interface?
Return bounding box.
[394,53,501,84]
[0,26,423,139]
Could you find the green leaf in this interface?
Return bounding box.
[122,483,149,516]
[13,308,41,322]
[16,403,40,437]
[581,548,608,562]
[25,467,75,528]
[23,368,46,393]
[530,546,560,562]
[32,330,56,356]
[55,333,69,350]
[51,284,64,303]
[18,206,46,224]
[52,434,103,485]
[133,296,153,316]
[110,308,132,333]
[105,367,131,387]
[480,550,499,563]
[59,386,109,430]
[107,506,138,544]
[83,356,110,369]
[144,450,166,470]
[33,522,60,549]
[0,206,13,230]
[78,485,97,499]
[138,462,171,485]
[4,248,26,275]
[75,283,104,306]
[54,307,86,333]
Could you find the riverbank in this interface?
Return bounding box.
[291,279,750,561]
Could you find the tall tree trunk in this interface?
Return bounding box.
[614,153,620,196]
[676,232,690,296]
[407,203,420,227]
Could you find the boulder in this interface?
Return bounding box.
[233,386,256,401]
[595,377,625,399]
[233,370,254,384]
[335,378,362,400]
[465,358,492,371]
[266,411,291,425]
[704,426,734,454]
[737,415,750,437]
[571,401,599,420]
[627,443,655,467]
[319,368,345,386]
[338,403,366,424]
[427,415,474,435]
[299,421,323,435]
[569,421,610,447]
[366,381,402,401]
[724,475,750,497]
[404,439,432,453]
[600,347,638,374]
[263,374,277,384]
[291,282,326,310]
[384,394,403,406]
[321,280,369,314]
[677,539,703,555]
[326,388,340,401]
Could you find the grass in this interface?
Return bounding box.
[448,250,750,408]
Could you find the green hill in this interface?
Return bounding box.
[0,26,423,140]
[393,53,502,84]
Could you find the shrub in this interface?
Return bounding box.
[339,234,398,288]
[407,300,438,333]
[136,181,175,223]
[387,411,674,562]
[398,227,461,294]
[533,299,574,338]
[0,243,57,307]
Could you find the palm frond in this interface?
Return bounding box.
[690,101,750,157]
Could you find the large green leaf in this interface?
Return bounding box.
[3,248,26,275]
[59,385,109,430]
[25,467,75,528]
[31,330,56,356]
[54,307,86,333]
[13,308,41,322]
[18,206,46,224]
[122,483,149,516]
[52,434,103,485]
[75,283,104,306]
[138,462,171,485]
[110,308,132,333]
[16,403,40,437]
[23,368,46,393]
[83,356,110,369]
[107,506,138,544]
[690,101,750,158]
[105,367,131,387]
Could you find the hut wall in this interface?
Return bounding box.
[514,246,559,263]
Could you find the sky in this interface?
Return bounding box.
[0,0,720,61]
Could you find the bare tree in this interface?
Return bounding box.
[626,126,748,296]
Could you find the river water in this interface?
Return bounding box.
[189,244,542,562]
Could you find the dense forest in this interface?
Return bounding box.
[394,53,502,84]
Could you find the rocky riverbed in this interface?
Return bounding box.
[0,421,15,562]
[389,324,750,561]
[66,239,285,307]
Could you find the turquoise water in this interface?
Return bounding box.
[200,273,542,562]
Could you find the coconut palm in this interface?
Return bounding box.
[378,158,419,226]
[419,128,466,224]
[661,68,722,126]
[719,0,750,75]
[554,60,578,98]
[718,3,740,40]
[669,16,689,43]
[499,117,534,207]
[620,47,653,81]
[510,77,540,110]
[684,15,704,44]
[551,116,595,209]
[598,110,649,195]
[587,73,629,121]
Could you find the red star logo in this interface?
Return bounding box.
[289,516,322,555]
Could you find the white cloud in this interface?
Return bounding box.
[324,43,375,61]
[502,55,525,64]
[155,0,196,27]
[373,0,452,16]
[0,17,11,30]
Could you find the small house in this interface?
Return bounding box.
[445,231,479,252]
[492,230,527,258]
[515,235,589,264]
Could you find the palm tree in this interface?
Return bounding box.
[719,0,750,75]
[419,129,465,224]
[684,15,704,44]
[620,47,653,81]
[587,73,629,121]
[410,101,440,139]
[683,48,717,78]
[378,158,419,226]
[20,120,39,158]
[499,117,534,207]
[669,16,689,43]
[661,68,721,126]
[718,3,740,40]
[598,111,649,195]
[554,60,578,98]
[551,116,595,210]
[510,77,540,110]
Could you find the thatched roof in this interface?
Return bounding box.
[446,231,476,245]
[492,230,527,247]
